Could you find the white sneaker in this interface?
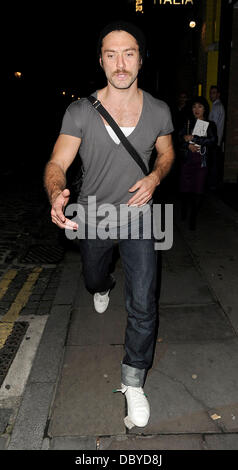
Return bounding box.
[114,384,150,429]
[93,290,110,313]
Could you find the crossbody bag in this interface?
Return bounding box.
[87,95,148,176]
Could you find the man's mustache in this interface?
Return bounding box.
[113,70,130,75]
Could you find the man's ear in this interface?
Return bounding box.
[139,57,143,69]
[99,57,104,68]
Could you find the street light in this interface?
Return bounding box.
[14,72,22,78]
[189,20,196,29]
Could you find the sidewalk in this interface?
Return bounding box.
[1,192,238,451]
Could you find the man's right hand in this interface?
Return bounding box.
[51,188,78,230]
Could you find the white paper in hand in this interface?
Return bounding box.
[192,119,209,137]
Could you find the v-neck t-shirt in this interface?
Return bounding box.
[105,125,135,144]
[60,89,174,231]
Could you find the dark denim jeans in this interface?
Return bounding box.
[79,229,159,387]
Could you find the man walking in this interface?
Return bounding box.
[209,85,225,188]
[44,21,174,429]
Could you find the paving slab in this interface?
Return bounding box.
[129,339,238,434]
[159,260,214,306]
[192,255,238,334]
[194,223,238,258]
[175,198,238,333]
[48,345,126,437]
[8,382,55,450]
[29,306,71,383]
[166,225,191,256]
[50,436,97,450]
[52,251,82,306]
[68,304,127,347]
[204,433,238,450]
[174,205,238,259]
[158,304,235,343]
[99,434,205,450]
[67,275,127,347]
[159,223,215,306]
[0,408,12,433]
[0,436,8,449]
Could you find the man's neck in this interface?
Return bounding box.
[98,82,141,107]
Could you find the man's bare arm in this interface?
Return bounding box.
[44,160,67,205]
[150,133,175,185]
[44,134,81,204]
[127,134,175,206]
[44,134,81,229]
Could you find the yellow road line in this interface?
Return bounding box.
[0,267,42,349]
[2,267,42,323]
[0,322,14,349]
[0,269,18,301]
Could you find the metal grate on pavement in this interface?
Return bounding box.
[0,321,29,387]
[0,244,12,264]
[19,245,65,264]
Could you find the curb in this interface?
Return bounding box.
[6,248,81,450]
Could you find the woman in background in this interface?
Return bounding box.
[179,96,217,230]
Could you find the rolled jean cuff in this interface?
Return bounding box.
[121,363,146,387]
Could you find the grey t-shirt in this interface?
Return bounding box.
[60,90,173,235]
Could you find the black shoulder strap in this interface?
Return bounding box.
[87,95,148,176]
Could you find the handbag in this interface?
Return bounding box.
[87,95,148,176]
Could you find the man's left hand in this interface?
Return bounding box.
[127,173,159,207]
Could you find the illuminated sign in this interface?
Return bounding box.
[154,0,193,4]
[136,0,144,13]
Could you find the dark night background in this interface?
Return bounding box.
[1,3,238,453]
[4,0,204,185]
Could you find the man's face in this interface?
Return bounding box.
[210,88,219,102]
[100,30,142,90]
[178,93,188,107]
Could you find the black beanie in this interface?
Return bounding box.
[97,20,146,61]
